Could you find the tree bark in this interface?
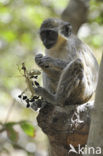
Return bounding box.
[61,0,90,34]
[36,101,94,156]
[83,54,103,156]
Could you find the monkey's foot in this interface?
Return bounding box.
[34,87,56,105]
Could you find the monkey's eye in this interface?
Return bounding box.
[40,30,58,41]
[48,30,52,36]
[40,29,58,49]
[47,30,58,39]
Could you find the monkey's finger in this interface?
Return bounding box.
[35,57,50,69]
[35,54,43,64]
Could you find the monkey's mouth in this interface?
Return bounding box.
[45,43,54,49]
[44,41,56,49]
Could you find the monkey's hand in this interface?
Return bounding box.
[35,54,67,76]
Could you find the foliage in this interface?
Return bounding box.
[0,0,67,155]
[0,121,35,155]
[84,0,103,49]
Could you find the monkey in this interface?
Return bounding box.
[34,18,99,106]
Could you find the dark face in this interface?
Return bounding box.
[40,29,58,49]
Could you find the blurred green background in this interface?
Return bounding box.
[0,0,103,156]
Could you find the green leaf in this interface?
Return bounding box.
[20,121,35,137]
[6,126,18,142]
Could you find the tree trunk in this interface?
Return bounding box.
[83,54,103,156]
[36,101,94,156]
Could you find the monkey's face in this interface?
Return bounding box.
[40,29,58,49]
[40,18,72,49]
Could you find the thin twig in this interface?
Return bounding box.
[4,99,16,124]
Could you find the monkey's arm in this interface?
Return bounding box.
[35,54,67,77]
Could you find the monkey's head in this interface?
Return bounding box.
[39,18,72,49]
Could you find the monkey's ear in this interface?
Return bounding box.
[61,23,72,37]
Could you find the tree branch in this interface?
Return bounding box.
[61,0,90,34]
[36,101,94,156]
[83,54,103,156]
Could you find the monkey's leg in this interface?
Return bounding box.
[35,54,67,78]
[54,58,84,105]
[54,58,93,105]
[34,58,93,106]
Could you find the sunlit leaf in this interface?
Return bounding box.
[20,121,35,137]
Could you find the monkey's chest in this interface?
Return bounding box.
[47,47,69,61]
